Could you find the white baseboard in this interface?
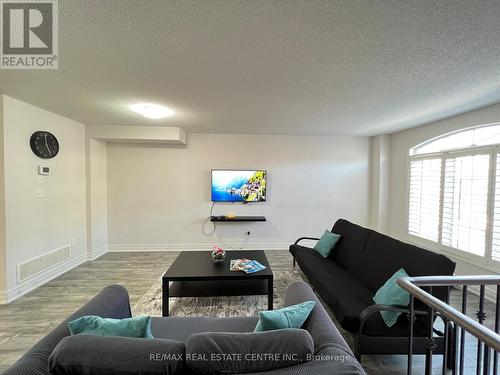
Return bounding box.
[2,253,87,304]
[107,243,290,252]
[0,289,7,304]
[88,245,108,260]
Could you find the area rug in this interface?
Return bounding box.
[132,270,303,317]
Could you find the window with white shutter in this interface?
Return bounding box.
[408,158,441,242]
[441,154,490,256]
[408,123,500,267]
[491,153,500,262]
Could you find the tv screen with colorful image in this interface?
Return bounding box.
[211,170,267,202]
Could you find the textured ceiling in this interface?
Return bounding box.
[1,0,499,136]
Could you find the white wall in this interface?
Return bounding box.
[387,102,500,278]
[107,134,370,249]
[2,96,87,300]
[369,135,390,232]
[86,138,107,259]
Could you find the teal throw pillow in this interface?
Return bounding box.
[313,230,341,258]
[254,301,316,332]
[373,268,410,327]
[68,315,154,338]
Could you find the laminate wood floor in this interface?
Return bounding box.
[0,251,497,374]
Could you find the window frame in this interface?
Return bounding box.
[407,143,500,270]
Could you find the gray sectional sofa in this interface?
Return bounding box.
[2,281,365,375]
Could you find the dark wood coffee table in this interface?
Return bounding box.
[162,250,274,316]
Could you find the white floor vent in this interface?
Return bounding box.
[17,245,71,283]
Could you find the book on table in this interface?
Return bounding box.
[230,258,267,273]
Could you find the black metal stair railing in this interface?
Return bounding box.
[397,276,500,375]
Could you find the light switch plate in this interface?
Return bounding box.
[38,165,50,175]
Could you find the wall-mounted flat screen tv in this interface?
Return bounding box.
[211,170,267,202]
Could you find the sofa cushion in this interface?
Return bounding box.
[314,230,341,257]
[329,219,372,271]
[68,315,154,338]
[151,316,259,343]
[373,268,411,327]
[185,329,314,374]
[350,230,456,298]
[289,246,373,333]
[49,335,185,375]
[254,301,316,332]
[311,261,375,333]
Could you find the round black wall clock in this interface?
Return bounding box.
[30,131,59,159]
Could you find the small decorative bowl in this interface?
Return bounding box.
[211,247,226,263]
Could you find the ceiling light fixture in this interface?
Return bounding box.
[129,103,174,119]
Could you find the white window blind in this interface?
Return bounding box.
[408,158,442,242]
[441,154,489,256]
[492,153,500,261]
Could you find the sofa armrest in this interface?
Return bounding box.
[284,281,319,307]
[358,304,428,335]
[294,237,320,245]
[67,284,133,321]
[1,285,133,375]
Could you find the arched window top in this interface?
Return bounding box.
[410,123,500,156]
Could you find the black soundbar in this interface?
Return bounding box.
[210,216,266,222]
